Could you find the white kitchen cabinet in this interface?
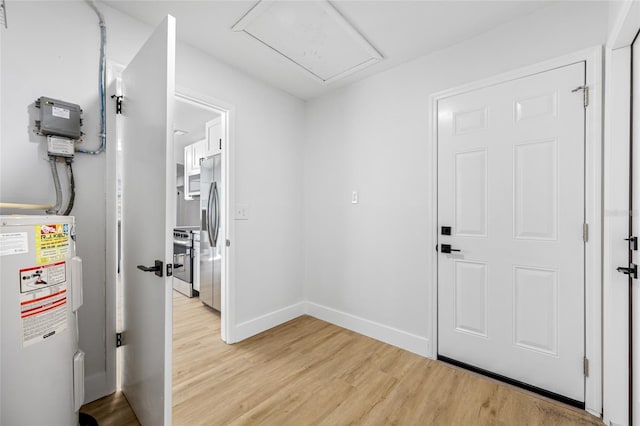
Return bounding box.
[205,118,222,157]
[192,140,205,174]
[184,144,193,174]
[183,116,221,201]
[184,139,205,200]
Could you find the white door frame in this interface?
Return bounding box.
[604,3,640,425]
[104,60,124,399]
[428,46,603,416]
[104,62,237,398]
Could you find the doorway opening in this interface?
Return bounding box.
[171,92,231,420]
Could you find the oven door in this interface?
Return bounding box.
[173,240,192,283]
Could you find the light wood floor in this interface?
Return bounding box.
[82,292,602,425]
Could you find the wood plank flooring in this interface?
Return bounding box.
[82,292,602,425]
[81,390,138,425]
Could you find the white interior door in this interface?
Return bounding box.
[120,16,176,426]
[632,36,640,426]
[437,62,586,402]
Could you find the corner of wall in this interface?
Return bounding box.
[304,302,431,358]
[231,301,307,343]
[84,371,111,404]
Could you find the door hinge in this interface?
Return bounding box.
[219,138,222,150]
[111,95,123,114]
[572,85,589,108]
[583,357,589,377]
[116,332,124,348]
[226,239,231,247]
[583,223,589,242]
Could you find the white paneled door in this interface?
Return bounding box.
[120,16,176,425]
[437,62,586,402]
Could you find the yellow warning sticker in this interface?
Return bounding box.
[34,224,70,264]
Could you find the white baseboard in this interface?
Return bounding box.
[84,371,112,404]
[231,301,306,343]
[230,301,431,357]
[305,302,431,358]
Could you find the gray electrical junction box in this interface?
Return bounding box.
[35,96,82,139]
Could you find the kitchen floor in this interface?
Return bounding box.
[82,293,600,425]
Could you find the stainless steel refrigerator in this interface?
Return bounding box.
[200,154,222,311]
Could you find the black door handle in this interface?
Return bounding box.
[137,260,163,277]
[440,244,461,254]
[616,264,637,279]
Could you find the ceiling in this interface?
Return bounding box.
[104,0,556,100]
[174,96,219,152]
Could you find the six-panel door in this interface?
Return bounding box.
[437,62,586,402]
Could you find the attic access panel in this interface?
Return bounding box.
[233,0,382,84]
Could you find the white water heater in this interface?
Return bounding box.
[0,215,84,425]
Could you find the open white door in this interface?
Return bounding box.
[632,34,640,426]
[120,16,175,426]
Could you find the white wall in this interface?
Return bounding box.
[175,44,306,328]
[1,0,111,402]
[1,0,305,402]
[303,1,609,357]
[609,0,632,39]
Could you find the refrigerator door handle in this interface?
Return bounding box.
[213,182,220,247]
[207,182,215,246]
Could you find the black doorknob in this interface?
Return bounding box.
[616,264,637,279]
[137,260,163,277]
[440,244,461,254]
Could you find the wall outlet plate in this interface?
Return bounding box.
[235,204,249,220]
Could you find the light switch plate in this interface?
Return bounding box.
[235,204,249,220]
[351,191,359,204]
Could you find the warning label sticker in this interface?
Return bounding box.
[20,261,66,293]
[19,262,68,347]
[35,224,70,264]
[0,232,28,256]
[52,106,70,119]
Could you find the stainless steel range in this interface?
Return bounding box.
[172,226,199,297]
